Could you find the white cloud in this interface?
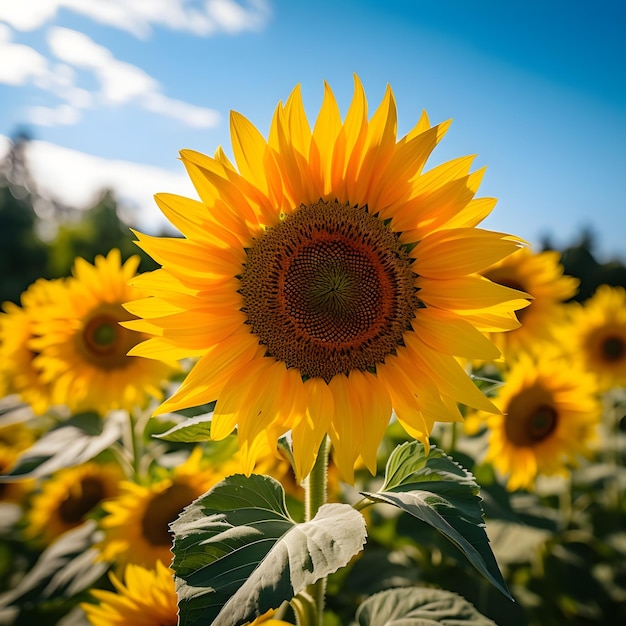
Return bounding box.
[46,27,221,126]
[0,24,49,85]
[0,134,194,233]
[143,92,220,128]
[0,24,219,129]
[28,104,82,126]
[0,0,271,39]
[47,27,159,104]
[33,63,94,108]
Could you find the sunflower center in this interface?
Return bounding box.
[58,476,106,525]
[240,200,419,381]
[141,482,198,546]
[76,304,140,370]
[505,389,558,447]
[601,335,625,362]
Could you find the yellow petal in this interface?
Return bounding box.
[412,229,523,279]
[412,307,501,360]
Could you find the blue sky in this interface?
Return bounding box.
[1,0,624,260]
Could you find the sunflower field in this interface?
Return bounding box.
[1,79,625,626]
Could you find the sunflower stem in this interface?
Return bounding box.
[125,409,144,481]
[304,436,330,626]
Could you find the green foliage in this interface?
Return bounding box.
[360,442,511,600]
[0,186,49,304]
[171,473,367,626]
[0,521,107,610]
[2,412,124,479]
[45,191,158,278]
[155,412,214,443]
[355,587,497,625]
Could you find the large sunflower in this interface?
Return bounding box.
[25,462,123,544]
[125,77,527,482]
[0,278,63,414]
[81,560,293,626]
[478,352,600,491]
[482,247,578,356]
[565,285,626,391]
[31,249,175,415]
[97,448,225,569]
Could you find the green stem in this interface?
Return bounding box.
[123,408,145,481]
[448,421,458,455]
[303,436,330,626]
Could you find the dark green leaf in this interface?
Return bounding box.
[361,442,511,600]
[172,473,367,626]
[356,587,497,625]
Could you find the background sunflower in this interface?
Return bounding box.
[25,461,123,544]
[476,352,601,491]
[31,249,175,416]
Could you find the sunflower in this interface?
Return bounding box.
[31,249,176,416]
[82,560,178,626]
[98,447,225,569]
[25,462,123,544]
[124,77,527,482]
[481,247,578,356]
[0,278,63,414]
[81,559,293,626]
[477,352,600,491]
[0,421,36,504]
[564,285,626,391]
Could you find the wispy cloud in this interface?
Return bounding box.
[28,104,82,127]
[0,0,271,39]
[0,24,220,129]
[47,27,160,104]
[46,27,220,127]
[0,24,49,85]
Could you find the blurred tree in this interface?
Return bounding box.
[0,131,50,304]
[542,229,626,302]
[1,131,159,304]
[46,190,159,278]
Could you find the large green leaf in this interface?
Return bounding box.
[356,587,497,625]
[0,411,124,479]
[171,473,367,626]
[361,442,511,600]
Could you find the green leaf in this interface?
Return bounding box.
[0,521,108,608]
[171,473,367,626]
[153,412,214,442]
[0,411,124,479]
[361,441,511,600]
[356,587,497,625]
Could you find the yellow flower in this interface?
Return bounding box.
[565,285,626,391]
[482,247,578,356]
[98,448,223,569]
[81,560,293,626]
[25,462,123,544]
[0,278,62,414]
[0,421,36,504]
[82,560,178,626]
[31,249,175,415]
[125,77,527,482]
[478,352,600,491]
